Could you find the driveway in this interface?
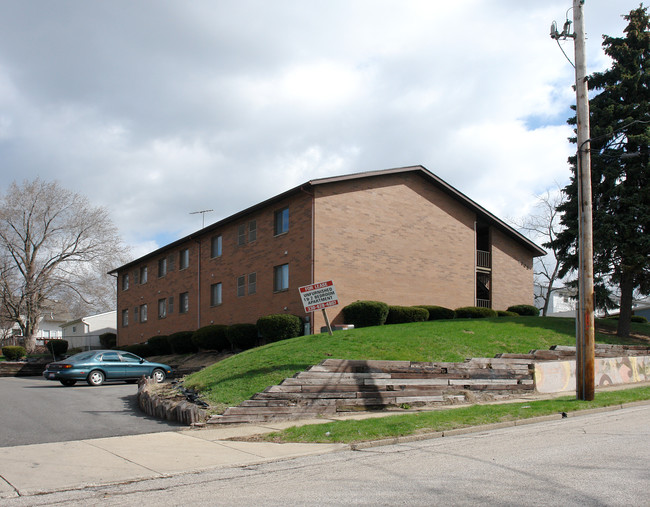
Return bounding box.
[0,376,184,447]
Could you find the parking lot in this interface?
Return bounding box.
[0,376,184,447]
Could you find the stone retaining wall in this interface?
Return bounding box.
[0,361,48,377]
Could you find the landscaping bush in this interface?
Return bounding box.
[122,343,153,357]
[227,323,259,351]
[192,325,229,351]
[454,306,498,319]
[46,339,68,357]
[386,305,429,324]
[342,300,389,328]
[506,304,540,317]
[168,331,198,354]
[632,315,648,324]
[497,310,519,317]
[147,335,172,355]
[2,345,26,361]
[416,305,455,320]
[99,332,117,349]
[257,314,303,343]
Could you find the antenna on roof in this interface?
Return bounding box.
[190,209,214,229]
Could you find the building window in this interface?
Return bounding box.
[273,264,289,292]
[122,273,129,291]
[211,235,222,258]
[249,220,257,242]
[238,224,246,246]
[121,309,128,327]
[179,248,189,270]
[158,257,167,278]
[158,298,167,319]
[140,304,148,323]
[168,296,174,314]
[248,272,257,295]
[210,283,222,306]
[237,275,245,297]
[140,266,148,284]
[274,207,289,235]
[179,292,189,314]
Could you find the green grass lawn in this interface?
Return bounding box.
[259,386,650,444]
[183,317,650,412]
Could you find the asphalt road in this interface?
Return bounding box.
[0,376,184,447]
[4,403,648,506]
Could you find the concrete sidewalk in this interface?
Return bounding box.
[0,419,347,499]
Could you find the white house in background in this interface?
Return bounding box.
[1,311,69,346]
[60,311,117,350]
[535,285,577,317]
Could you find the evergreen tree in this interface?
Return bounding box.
[554,6,650,337]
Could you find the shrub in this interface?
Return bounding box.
[506,304,540,317]
[122,343,152,357]
[99,332,117,349]
[257,314,303,343]
[147,335,172,355]
[454,306,498,319]
[192,325,229,351]
[227,323,259,351]
[342,300,389,328]
[386,306,429,324]
[46,339,68,357]
[416,305,455,320]
[168,331,198,354]
[2,345,26,361]
[632,315,648,324]
[497,310,519,317]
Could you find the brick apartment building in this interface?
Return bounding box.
[110,166,545,346]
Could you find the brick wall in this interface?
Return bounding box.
[117,192,313,346]
[311,172,477,330]
[490,227,535,310]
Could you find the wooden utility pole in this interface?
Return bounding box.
[573,0,595,401]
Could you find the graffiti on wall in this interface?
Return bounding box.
[534,356,650,394]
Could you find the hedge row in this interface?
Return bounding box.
[122,314,304,357]
[342,301,539,327]
[2,346,26,360]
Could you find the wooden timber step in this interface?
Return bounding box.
[206,345,650,425]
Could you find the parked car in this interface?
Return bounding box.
[43,350,173,386]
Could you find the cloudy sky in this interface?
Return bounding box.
[0,1,638,262]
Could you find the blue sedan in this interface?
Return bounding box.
[43,350,173,386]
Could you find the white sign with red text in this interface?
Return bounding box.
[299,280,339,313]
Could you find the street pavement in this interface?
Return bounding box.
[1,393,648,502]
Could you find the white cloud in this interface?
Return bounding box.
[0,0,640,261]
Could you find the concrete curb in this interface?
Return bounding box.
[349,399,650,450]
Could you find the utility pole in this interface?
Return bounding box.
[551,0,595,400]
[573,0,595,401]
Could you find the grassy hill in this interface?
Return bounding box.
[183,316,650,412]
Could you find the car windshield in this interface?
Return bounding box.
[64,351,97,362]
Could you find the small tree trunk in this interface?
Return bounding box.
[617,270,635,337]
[24,334,37,354]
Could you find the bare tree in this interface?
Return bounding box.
[0,179,129,352]
[513,186,570,316]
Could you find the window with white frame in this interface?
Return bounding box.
[179,248,189,270]
[122,273,129,291]
[237,275,245,297]
[140,266,148,284]
[273,264,289,292]
[158,298,167,319]
[248,272,257,295]
[122,309,128,327]
[211,235,222,258]
[274,207,289,235]
[140,304,148,323]
[179,292,189,314]
[210,282,222,306]
[158,257,167,277]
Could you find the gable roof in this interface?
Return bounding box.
[110,165,545,274]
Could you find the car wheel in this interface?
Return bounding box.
[151,368,166,383]
[87,370,105,386]
[60,379,77,386]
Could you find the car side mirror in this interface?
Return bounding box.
[140,359,145,364]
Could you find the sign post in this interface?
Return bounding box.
[299,280,339,335]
